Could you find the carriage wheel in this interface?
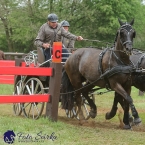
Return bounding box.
[65,94,95,120]
[13,80,23,116]
[65,107,76,119]
[75,94,95,120]
[21,78,45,119]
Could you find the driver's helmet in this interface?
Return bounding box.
[61,21,70,27]
[47,13,58,22]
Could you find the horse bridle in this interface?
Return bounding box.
[119,23,135,47]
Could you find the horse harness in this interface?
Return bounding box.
[132,53,145,89]
[97,22,136,89]
[98,48,136,89]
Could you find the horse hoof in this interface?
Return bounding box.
[105,112,111,120]
[89,111,97,118]
[134,118,142,126]
[123,125,132,130]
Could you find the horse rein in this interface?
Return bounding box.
[83,38,112,46]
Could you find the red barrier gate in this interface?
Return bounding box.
[0,94,49,103]
[0,42,62,121]
[0,61,15,84]
[0,60,52,104]
[0,64,52,103]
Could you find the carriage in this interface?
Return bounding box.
[12,47,95,120]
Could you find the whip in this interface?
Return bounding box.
[83,38,112,45]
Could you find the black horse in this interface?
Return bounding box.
[105,49,144,124]
[61,19,141,129]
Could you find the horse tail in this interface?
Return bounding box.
[61,70,74,110]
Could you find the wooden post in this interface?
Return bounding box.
[45,62,62,121]
[45,42,62,121]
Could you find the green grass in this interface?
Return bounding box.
[0,84,145,145]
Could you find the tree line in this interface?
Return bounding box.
[0,0,145,53]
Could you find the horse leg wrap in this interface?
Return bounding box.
[126,96,133,104]
[123,112,129,125]
[129,104,139,118]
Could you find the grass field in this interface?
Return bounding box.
[0,84,145,145]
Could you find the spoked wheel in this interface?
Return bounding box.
[21,78,45,119]
[65,94,95,120]
[65,107,76,119]
[13,80,23,116]
[75,94,95,120]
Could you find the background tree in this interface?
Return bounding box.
[0,0,15,52]
[0,0,145,52]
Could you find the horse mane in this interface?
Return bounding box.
[113,31,119,45]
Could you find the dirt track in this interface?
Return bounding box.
[58,107,145,132]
